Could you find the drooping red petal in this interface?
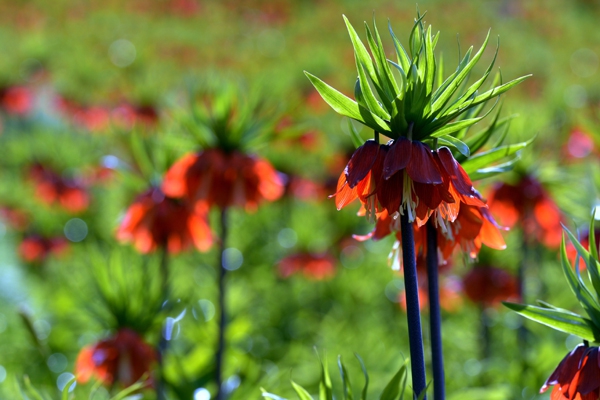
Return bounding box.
[542,346,587,390]
[345,140,380,188]
[575,348,600,395]
[413,182,445,210]
[333,172,358,210]
[406,141,443,184]
[437,147,474,194]
[162,152,199,198]
[383,137,412,180]
[377,169,403,214]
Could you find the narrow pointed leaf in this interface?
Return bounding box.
[437,136,470,157]
[61,377,76,400]
[388,21,411,73]
[370,18,400,96]
[564,226,600,299]
[305,72,390,133]
[442,38,499,116]
[291,381,314,400]
[355,57,391,119]
[466,159,521,181]
[460,140,530,172]
[380,361,407,400]
[347,119,365,148]
[503,302,599,342]
[355,354,369,400]
[431,30,491,114]
[466,75,532,109]
[261,389,289,400]
[590,212,599,261]
[430,117,484,138]
[560,236,600,328]
[338,356,354,400]
[343,16,378,85]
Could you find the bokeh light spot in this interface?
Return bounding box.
[64,218,88,242]
[463,358,482,376]
[223,248,243,271]
[56,372,76,392]
[194,388,211,400]
[109,39,136,67]
[277,228,297,248]
[47,353,68,373]
[0,365,6,383]
[198,300,215,322]
[33,319,51,340]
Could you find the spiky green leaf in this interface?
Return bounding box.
[503,302,599,342]
[305,72,390,133]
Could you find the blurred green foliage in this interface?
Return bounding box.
[0,1,599,400]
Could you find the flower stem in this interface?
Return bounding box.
[157,247,169,400]
[400,212,427,399]
[426,221,444,400]
[215,208,228,400]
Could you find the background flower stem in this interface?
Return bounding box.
[157,247,169,400]
[215,208,229,400]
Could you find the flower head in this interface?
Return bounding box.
[462,266,519,306]
[75,328,156,388]
[116,187,212,254]
[541,344,600,400]
[489,175,562,248]
[18,234,68,263]
[1,86,33,116]
[29,164,90,213]
[162,149,284,211]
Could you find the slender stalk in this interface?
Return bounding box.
[157,247,169,400]
[400,212,427,400]
[517,229,528,348]
[215,208,228,400]
[426,221,444,400]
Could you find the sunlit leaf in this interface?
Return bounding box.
[503,302,599,342]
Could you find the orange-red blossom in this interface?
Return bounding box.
[337,139,506,263]
[75,328,157,388]
[162,148,284,211]
[116,188,212,254]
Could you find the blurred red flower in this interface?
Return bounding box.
[398,276,462,313]
[278,252,336,280]
[75,328,156,388]
[29,164,90,213]
[111,103,159,129]
[285,175,326,201]
[1,86,33,116]
[0,206,29,230]
[462,266,519,306]
[162,149,284,211]
[488,175,562,248]
[18,234,68,263]
[116,188,212,254]
[540,344,600,400]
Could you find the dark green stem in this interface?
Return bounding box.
[215,208,228,400]
[157,247,169,400]
[426,221,444,400]
[400,212,427,399]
